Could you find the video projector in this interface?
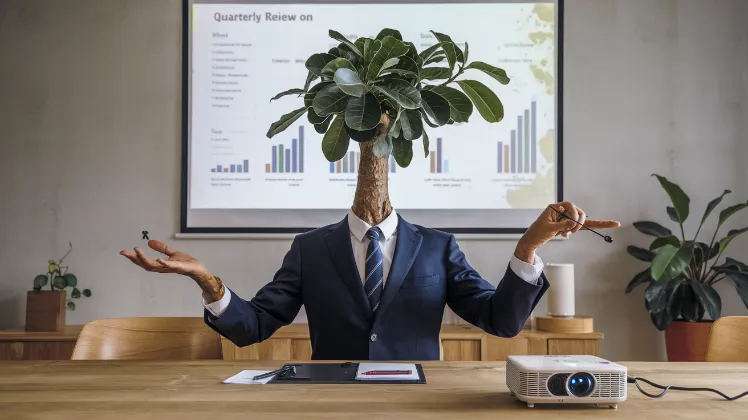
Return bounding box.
[506,355,627,409]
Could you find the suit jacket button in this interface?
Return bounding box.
[370,333,378,342]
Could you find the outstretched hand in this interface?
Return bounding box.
[515,202,621,263]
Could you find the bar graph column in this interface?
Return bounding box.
[265,126,306,173]
[292,138,298,173]
[517,115,523,173]
[523,109,530,173]
[511,131,517,173]
[211,159,249,174]
[436,137,443,173]
[299,126,305,173]
[531,99,537,173]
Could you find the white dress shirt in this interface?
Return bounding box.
[204,208,544,317]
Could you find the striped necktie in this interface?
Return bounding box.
[364,227,384,312]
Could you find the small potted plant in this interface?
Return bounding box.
[626,174,748,361]
[26,242,92,332]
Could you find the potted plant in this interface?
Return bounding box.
[26,242,92,332]
[266,29,508,222]
[626,174,748,361]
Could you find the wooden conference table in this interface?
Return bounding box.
[0,361,746,419]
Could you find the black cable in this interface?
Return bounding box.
[628,376,748,401]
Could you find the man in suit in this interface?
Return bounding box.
[121,202,619,360]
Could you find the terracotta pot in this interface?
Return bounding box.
[664,320,713,361]
[25,290,67,332]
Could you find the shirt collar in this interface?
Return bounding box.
[347,208,398,242]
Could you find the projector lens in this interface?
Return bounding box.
[568,372,595,397]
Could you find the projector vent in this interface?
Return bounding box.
[591,373,627,399]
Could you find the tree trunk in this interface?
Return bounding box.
[351,114,392,226]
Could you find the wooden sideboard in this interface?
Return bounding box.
[0,323,603,361]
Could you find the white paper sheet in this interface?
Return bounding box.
[355,363,419,381]
[222,370,274,385]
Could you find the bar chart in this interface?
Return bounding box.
[211,159,249,173]
[266,126,305,173]
[497,99,537,174]
[428,137,449,174]
[329,154,397,173]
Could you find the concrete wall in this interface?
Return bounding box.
[1,0,747,361]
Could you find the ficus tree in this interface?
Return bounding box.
[265,28,510,167]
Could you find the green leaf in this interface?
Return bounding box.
[366,36,409,81]
[392,134,413,167]
[333,68,367,97]
[650,309,673,331]
[419,108,440,128]
[420,90,451,126]
[390,56,418,74]
[71,287,81,299]
[424,55,445,66]
[692,242,715,267]
[690,280,722,319]
[307,108,327,124]
[627,245,655,262]
[270,88,306,102]
[418,42,447,62]
[345,92,381,131]
[33,275,48,290]
[455,80,504,123]
[717,227,748,257]
[373,134,393,158]
[53,275,68,289]
[373,79,421,109]
[680,284,703,322]
[701,189,731,224]
[321,115,350,161]
[379,57,400,74]
[430,31,463,68]
[362,39,381,68]
[379,69,418,79]
[714,257,748,273]
[399,109,423,140]
[344,124,376,142]
[718,201,748,227]
[321,57,356,78]
[336,43,359,66]
[266,106,307,138]
[652,174,690,224]
[82,289,91,297]
[328,30,362,57]
[63,273,77,287]
[66,301,76,310]
[303,72,317,91]
[649,235,680,251]
[465,61,510,85]
[644,280,670,312]
[633,221,672,237]
[305,53,336,77]
[422,130,430,158]
[625,269,652,293]
[666,206,679,223]
[650,243,694,282]
[726,272,748,309]
[463,42,469,64]
[312,84,349,116]
[420,67,452,80]
[313,115,333,134]
[376,28,402,41]
[423,85,473,123]
[304,81,331,108]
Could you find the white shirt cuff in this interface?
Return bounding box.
[203,287,232,318]
[509,254,544,285]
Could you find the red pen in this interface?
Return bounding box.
[361,370,412,375]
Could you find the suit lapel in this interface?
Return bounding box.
[325,216,373,321]
[375,216,423,319]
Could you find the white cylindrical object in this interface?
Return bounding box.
[545,263,575,317]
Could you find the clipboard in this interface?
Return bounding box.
[267,362,427,384]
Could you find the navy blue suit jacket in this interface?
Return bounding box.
[205,215,549,360]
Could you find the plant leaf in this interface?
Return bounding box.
[625,269,652,293]
[321,57,356,78]
[379,57,400,74]
[362,39,381,69]
[424,54,445,65]
[266,106,308,138]
[650,309,673,331]
[465,61,511,85]
[627,245,655,262]
[652,174,690,223]
[717,227,748,257]
[649,235,680,251]
[690,280,722,319]
[645,280,669,312]
[650,243,694,282]
[422,85,473,122]
[666,206,679,223]
[392,134,413,167]
[82,289,91,297]
[304,81,331,108]
[313,115,333,134]
[71,287,81,299]
[420,90,451,126]
[430,31,463,69]
[701,189,731,224]
[270,88,306,102]
[66,301,76,310]
[345,92,381,131]
[312,84,349,116]
[33,275,48,290]
[463,41,469,64]
[303,72,317,91]
[418,42,448,62]
[726,271,748,309]
[307,107,327,124]
[455,80,504,123]
[379,69,418,79]
[422,130,430,158]
[373,134,393,158]
[633,221,672,237]
[399,109,423,141]
[53,275,68,289]
[376,28,402,41]
[420,67,452,80]
[718,201,748,227]
[321,115,350,161]
[344,124,376,142]
[680,284,702,321]
[333,68,367,97]
[373,79,421,109]
[366,36,409,81]
[63,273,77,287]
[390,55,418,74]
[305,53,336,77]
[328,30,362,56]
[714,257,748,273]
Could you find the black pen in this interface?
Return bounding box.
[253,366,291,381]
